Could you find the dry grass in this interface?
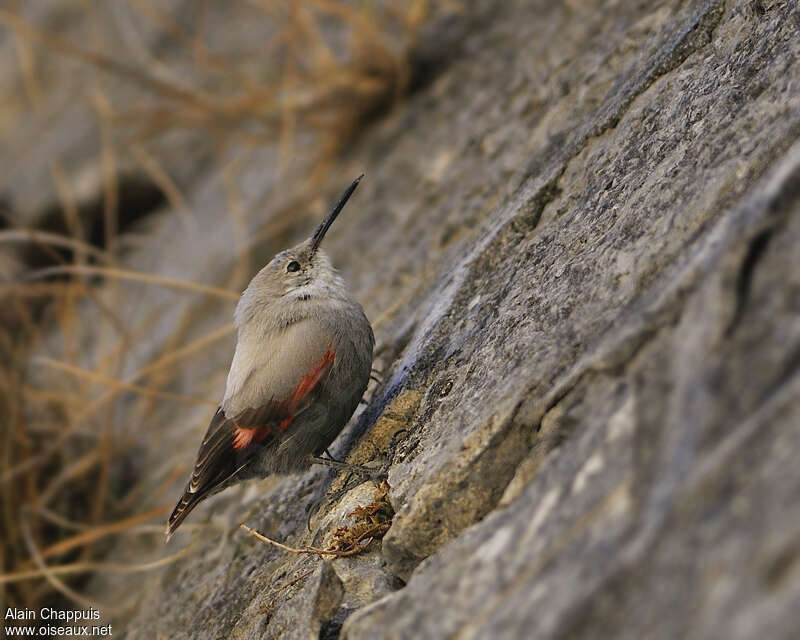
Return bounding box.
[0,0,427,615]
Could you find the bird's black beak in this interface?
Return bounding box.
[310,174,363,254]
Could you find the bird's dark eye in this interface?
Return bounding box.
[286,260,301,273]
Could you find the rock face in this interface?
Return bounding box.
[7,0,800,638]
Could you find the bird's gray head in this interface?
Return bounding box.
[235,175,363,327]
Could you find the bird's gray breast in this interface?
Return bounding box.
[222,303,372,420]
[222,318,332,417]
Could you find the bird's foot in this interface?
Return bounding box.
[310,453,388,483]
[305,453,389,532]
[305,450,390,532]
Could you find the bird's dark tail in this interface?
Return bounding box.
[165,486,204,542]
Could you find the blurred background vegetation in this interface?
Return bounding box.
[0,0,434,616]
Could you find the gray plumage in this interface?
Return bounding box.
[167,176,373,539]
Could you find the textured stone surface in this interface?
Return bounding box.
[8,0,800,638]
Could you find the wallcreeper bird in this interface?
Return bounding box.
[167,176,374,539]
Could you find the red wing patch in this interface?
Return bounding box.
[232,423,275,450]
[233,346,335,446]
[287,346,335,412]
[233,427,254,450]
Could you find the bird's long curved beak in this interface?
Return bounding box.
[310,174,364,254]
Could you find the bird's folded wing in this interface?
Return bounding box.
[189,405,278,493]
[166,404,284,538]
[166,348,335,537]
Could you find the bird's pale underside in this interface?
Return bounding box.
[167,176,373,539]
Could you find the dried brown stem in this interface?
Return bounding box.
[240,523,385,558]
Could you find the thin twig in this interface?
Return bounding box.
[34,357,218,406]
[19,510,107,610]
[0,543,195,585]
[28,506,167,563]
[24,264,240,300]
[130,142,197,233]
[0,229,112,262]
[240,523,382,557]
[0,9,212,107]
